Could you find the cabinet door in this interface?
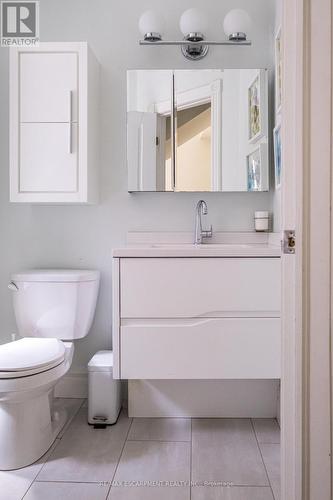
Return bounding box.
[19,123,78,192]
[20,52,78,123]
[121,318,281,379]
[120,258,281,318]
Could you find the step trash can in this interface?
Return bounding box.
[88,350,121,426]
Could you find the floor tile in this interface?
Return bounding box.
[191,486,274,500]
[82,399,88,408]
[260,444,280,500]
[54,398,84,438]
[252,419,280,444]
[24,481,109,500]
[128,418,191,442]
[0,439,59,500]
[37,409,131,482]
[108,485,189,499]
[114,441,190,483]
[192,419,268,486]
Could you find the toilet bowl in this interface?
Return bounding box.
[0,269,100,470]
[0,340,74,470]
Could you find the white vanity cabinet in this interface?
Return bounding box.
[10,42,99,203]
[113,255,281,380]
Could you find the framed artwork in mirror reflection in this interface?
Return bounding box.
[247,143,268,192]
[275,26,282,114]
[248,70,267,144]
[273,123,282,189]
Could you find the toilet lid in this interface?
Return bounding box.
[0,338,65,374]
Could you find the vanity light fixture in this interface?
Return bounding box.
[138,10,165,42]
[138,8,252,61]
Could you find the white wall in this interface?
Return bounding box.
[0,0,276,373]
[127,70,173,112]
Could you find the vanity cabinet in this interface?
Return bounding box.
[10,42,99,203]
[113,256,281,380]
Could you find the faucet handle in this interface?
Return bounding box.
[202,225,213,239]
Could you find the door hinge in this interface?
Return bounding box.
[283,230,296,254]
[155,136,159,146]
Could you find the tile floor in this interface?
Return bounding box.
[0,399,280,500]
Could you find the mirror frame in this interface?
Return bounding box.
[127,69,270,193]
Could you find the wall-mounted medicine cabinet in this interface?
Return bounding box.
[127,69,269,193]
[10,42,99,204]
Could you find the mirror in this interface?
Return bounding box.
[127,69,269,192]
[127,70,173,192]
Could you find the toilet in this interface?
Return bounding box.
[0,269,100,470]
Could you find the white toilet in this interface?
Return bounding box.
[0,269,100,470]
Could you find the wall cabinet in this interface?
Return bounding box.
[113,257,281,380]
[10,42,99,203]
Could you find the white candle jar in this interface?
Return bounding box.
[254,211,270,232]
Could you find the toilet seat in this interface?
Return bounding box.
[0,338,65,379]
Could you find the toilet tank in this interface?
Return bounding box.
[10,270,100,340]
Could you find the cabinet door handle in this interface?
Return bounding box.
[68,90,72,154]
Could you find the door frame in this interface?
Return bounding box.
[155,77,223,191]
[281,0,332,498]
[174,80,222,191]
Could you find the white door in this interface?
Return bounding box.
[20,52,78,123]
[281,2,305,499]
[281,0,332,499]
[20,123,78,192]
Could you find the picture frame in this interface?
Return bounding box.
[246,143,268,192]
[273,123,282,189]
[248,70,267,144]
[275,26,282,114]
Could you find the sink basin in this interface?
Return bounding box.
[150,243,253,249]
[114,240,280,258]
[114,231,281,258]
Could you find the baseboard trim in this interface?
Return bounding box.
[129,379,280,418]
[55,372,88,398]
[55,376,280,417]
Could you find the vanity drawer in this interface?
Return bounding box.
[120,258,281,318]
[120,318,281,379]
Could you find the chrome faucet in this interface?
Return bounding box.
[194,200,213,245]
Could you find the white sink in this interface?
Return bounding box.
[150,243,253,249]
[113,232,281,258]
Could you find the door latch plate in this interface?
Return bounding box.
[283,230,296,254]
